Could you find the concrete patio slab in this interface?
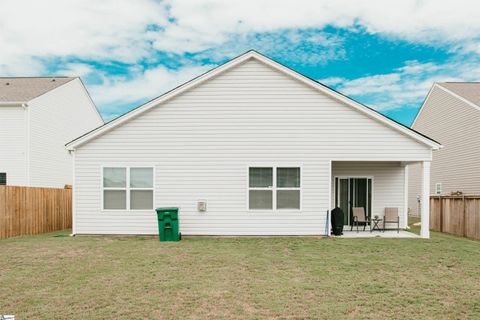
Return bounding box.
[334,230,420,238]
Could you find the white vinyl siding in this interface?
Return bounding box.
[74,58,431,235]
[27,78,103,187]
[0,106,27,186]
[409,85,480,215]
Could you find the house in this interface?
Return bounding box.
[66,50,440,238]
[408,82,480,216]
[0,77,103,187]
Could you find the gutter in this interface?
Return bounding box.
[0,101,27,106]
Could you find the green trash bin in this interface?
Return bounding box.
[156,207,181,241]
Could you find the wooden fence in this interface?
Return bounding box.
[0,186,72,239]
[430,195,480,240]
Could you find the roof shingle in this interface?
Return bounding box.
[0,77,75,102]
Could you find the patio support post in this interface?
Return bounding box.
[403,165,409,229]
[421,161,431,239]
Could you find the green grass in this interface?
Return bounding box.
[1,231,479,319]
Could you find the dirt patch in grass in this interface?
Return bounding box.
[1,231,479,319]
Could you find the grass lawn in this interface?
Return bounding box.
[1,229,479,319]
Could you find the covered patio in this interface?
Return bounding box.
[330,160,431,238]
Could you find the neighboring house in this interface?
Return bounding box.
[408,82,480,216]
[66,50,440,238]
[0,77,103,187]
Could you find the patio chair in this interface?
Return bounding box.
[351,207,368,232]
[383,207,400,233]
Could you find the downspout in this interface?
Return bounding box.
[69,148,76,236]
[22,102,30,186]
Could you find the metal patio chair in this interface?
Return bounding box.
[383,207,400,233]
[351,207,368,232]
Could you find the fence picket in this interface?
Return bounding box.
[0,186,72,239]
[430,195,480,240]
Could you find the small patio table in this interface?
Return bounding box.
[371,218,383,232]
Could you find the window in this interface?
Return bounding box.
[249,168,273,210]
[435,183,442,195]
[0,173,6,185]
[276,168,301,209]
[248,167,301,210]
[103,167,154,210]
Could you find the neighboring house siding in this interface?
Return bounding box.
[28,79,103,187]
[74,58,432,235]
[0,106,27,185]
[408,85,480,215]
[332,162,407,228]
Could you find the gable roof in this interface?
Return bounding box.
[0,77,75,103]
[66,50,441,150]
[412,82,480,128]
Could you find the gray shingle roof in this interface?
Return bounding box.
[0,77,75,103]
[438,82,480,108]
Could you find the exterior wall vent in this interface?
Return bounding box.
[197,200,207,212]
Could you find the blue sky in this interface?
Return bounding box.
[2,1,480,125]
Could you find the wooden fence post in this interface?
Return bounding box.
[439,196,443,232]
[463,195,466,237]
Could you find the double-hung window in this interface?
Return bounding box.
[248,167,301,210]
[103,167,154,210]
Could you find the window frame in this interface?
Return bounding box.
[0,172,6,186]
[101,165,155,212]
[247,165,302,212]
[435,182,442,195]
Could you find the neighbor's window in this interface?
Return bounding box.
[103,167,153,210]
[0,172,6,185]
[248,167,301,210]
[435,183,442,195]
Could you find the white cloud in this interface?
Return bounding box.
[2,0,480,120]
[87,64,213,119]
[2,0,480,73]
[154,0,480,54]
[0,0,168,74]
[323,59,480,111]
[56,63,94,77]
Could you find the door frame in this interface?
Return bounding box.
[334,175,374,226]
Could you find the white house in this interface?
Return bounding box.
[66,51,440,238]
[0,77,103,187]
[409,82,480,215]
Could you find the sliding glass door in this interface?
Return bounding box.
[335,177,372,226]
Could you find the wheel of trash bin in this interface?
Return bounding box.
[179,232,182,240]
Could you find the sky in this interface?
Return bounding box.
[2,0,480,125]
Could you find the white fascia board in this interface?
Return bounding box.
[66,51,441,150]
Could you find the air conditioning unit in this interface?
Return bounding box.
[197,200,207,212]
